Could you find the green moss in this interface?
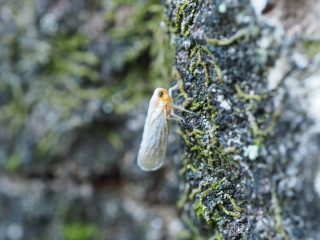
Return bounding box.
[46,33,99,80]
[174,72,192,107]
[63,222,100,240]
[106,129,124,151]
[178,183,190,209]
[194,200,208,222]
[189,187,202,200]
[235,84,262,101]
[272,191,289,240]
[190,145,204,152]
[106,0,175,114]
[165,0,293,238]
[219,205,240,219]
[170,0,200,37]
[202,46,223,84]
[166,13,245,236]
[300,39,320,59]
[206,28,248,46]
[189,101,203,111]
[5,153,22,173]
[37,131,60,157]
[209,231,224,240]
[188,45,223,87]
[227,194,242,212]
[0,99,29,135]
[194,183,243,222]
[181,214,204,240]
[247,109,281,137]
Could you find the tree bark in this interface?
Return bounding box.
[166,0,320,239]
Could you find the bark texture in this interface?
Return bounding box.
[166,0,320,239]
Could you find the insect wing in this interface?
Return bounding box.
[137,106,169,171]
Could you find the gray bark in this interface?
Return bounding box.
[166,0,320,239]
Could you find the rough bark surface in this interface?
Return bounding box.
[166,0,320,239]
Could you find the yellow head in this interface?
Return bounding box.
[153,88,172,118]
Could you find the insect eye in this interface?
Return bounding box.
[158,91,163,98]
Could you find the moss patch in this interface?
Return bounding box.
[64,223,100,240]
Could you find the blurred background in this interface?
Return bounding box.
[2,0,320,239]
[0,0,188,239]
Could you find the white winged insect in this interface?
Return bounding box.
[137,86,185,171]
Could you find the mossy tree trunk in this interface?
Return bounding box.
[165,0,320,239]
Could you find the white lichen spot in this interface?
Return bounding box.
[257,36,272,49]
[267,57,290,90]
[292,51,309,69]
[147,218,163,240]
[168,219,185,239]
[220,100,231,110]
[315,170,320,197]
[244,145,259,160]
[250,0,268,15]
[227,134,241,146]
[182,39,192,50]
[1,6,12,21]
[102,102,113,114]
[217,95,231,110]
[40,13,58,33]
[304,74,320,122]
[7,224,23,240]
[218,3,227,14]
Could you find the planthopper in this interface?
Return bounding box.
[137,85,190,171]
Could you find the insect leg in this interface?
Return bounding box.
[168,82,179,97]
[169,108,185,123]
[170,114,185,123]
[172,104,194,114]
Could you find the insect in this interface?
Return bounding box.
[137,86,186,171]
